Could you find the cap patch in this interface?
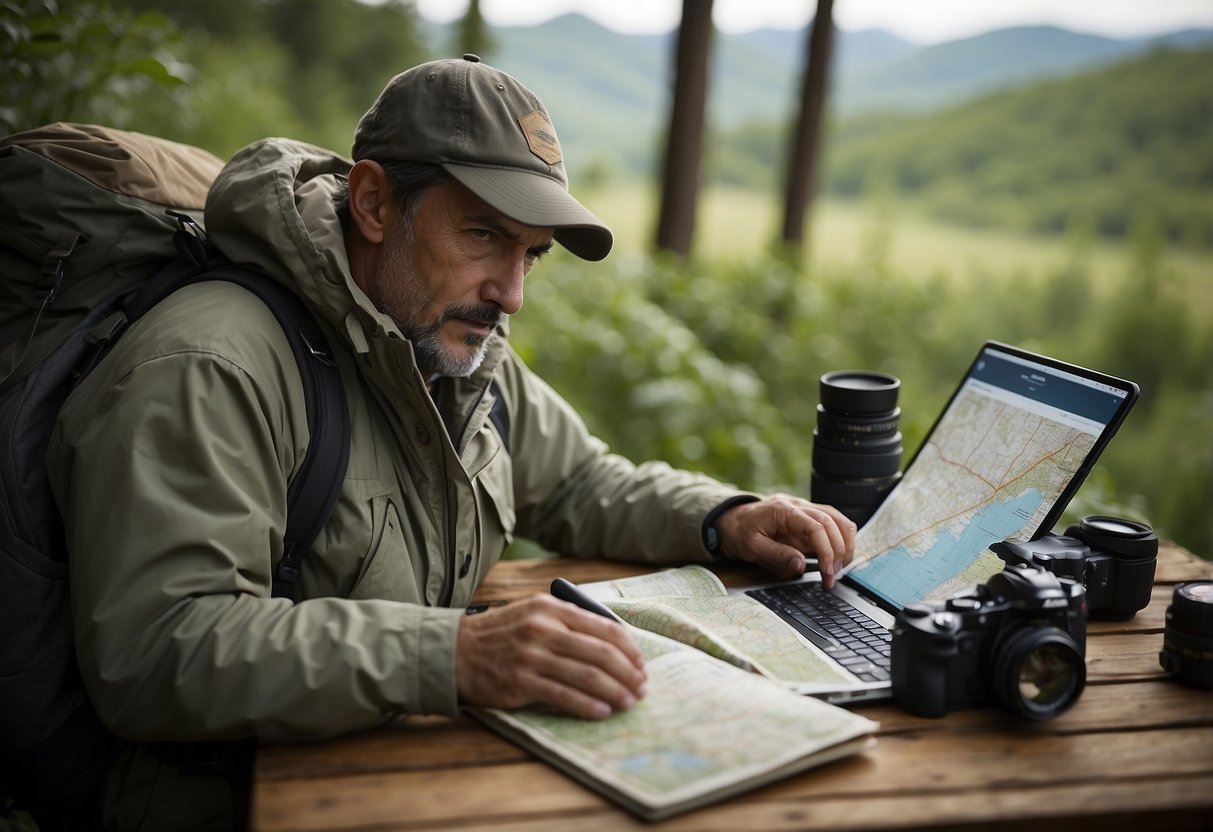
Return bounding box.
[518,110,562,166]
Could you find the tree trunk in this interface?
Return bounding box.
[457,0,496,58]
[781,0,836,251]
[654,0,714,257]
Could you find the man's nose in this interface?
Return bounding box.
[486,256,526,315]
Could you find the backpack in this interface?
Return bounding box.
[0,123,351,826]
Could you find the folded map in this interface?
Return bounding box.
[469,567,878,820]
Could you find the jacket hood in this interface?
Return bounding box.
[205,138,390,361]
[203,137,509,454]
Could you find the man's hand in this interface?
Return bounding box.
[713,494,857,589]
[455,595,648,719]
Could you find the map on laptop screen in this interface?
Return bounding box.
[843,343,1137,610]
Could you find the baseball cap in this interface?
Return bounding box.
[353,54,613,261]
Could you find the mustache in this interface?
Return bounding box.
[441,303,503,329]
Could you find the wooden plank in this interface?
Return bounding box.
[859,677,1213,736]
[1086,632,1178,682]
[255,715,528,782]
[253,647,1208,783]
[425,777,1213,832]
[253,759,600,831]
[253,679,1213,784]
[251,726,1213,831]
[1155,541,1212,582]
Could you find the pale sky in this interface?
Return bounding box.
[416,0,1213,43]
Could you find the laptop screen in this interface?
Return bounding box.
[842,341,1139,612]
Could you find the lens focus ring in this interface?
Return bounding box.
[816,404,901,438]
[991,624,1085,720]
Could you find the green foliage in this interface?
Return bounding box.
[712,45,1213,247]
[1,0,189,133]
[129,33,308,159]
[457,0,497,60]
[4,0,431,157]
[513,231,1213,558]
[819,46,1213,246]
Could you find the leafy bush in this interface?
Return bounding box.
[513,229,1213,558]
[1,0,189,133]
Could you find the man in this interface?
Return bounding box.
[48,55,854,827]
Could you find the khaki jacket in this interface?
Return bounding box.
[47,138,747,744]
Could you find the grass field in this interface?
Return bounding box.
[581,181,1213,302]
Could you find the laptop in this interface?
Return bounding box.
[729,340,1139,704]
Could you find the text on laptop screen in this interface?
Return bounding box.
[844,346,1133,610]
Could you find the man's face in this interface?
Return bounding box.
[368,180,553,378]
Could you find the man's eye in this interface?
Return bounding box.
[470,228,493,241]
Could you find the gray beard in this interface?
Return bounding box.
[401,308,498,378]
[372,228,501,378]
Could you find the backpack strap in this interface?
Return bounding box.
[196,266,350,600]
[0,233,83,389]
[81,220,350,601]
[488,380,511,454]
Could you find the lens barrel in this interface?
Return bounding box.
[1159,581,1213,690]
[811,371,902,525]
[992,624,1086,720]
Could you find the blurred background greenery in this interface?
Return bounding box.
[2,0,1209,557]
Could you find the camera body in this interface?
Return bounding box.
[992,515,1157,620]
[892,565,1087,720]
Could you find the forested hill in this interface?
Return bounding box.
[428,14,1211,179]
[816,46,1213,244]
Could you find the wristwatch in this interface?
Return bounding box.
[701,494,760,559]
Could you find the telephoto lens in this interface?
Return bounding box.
[1159,581,1213,690]
[811,371,902,525]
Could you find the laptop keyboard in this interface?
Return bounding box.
[746,584,892,682]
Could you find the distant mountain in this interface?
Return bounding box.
[833,25,1213,113]
[419,13,1213,176]
[729,26,919,76]
[489,15,672,175]
[820,46,1213,243]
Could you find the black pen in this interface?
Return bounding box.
[550,577,624,623]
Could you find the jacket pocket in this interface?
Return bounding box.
[477,452,515,550]
[348,494,418,601]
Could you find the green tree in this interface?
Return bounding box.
[1,0,189,133]
[457,0,496,59]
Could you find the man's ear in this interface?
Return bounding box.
[347,159,391,245]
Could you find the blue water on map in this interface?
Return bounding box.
[851,489,1045,609]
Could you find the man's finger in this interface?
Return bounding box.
[552,603,648,675]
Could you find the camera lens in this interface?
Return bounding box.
[1084,517,1145,536]
[992,625,1085,720]
[1069,515,1158,561]
[811,371,902,526]
[1159,580,1213,690]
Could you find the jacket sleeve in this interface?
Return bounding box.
[498,346,757,562]
[47,286,462,743]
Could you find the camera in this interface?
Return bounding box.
[891,564,1087,720]
[810,370,902,526]
[991,515,1157,620]
[1159,581,1213,690]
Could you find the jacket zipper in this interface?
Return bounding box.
[437,379,492,608]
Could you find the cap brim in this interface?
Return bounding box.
[443,164,613,261]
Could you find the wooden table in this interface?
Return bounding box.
[252,543,1213,831]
